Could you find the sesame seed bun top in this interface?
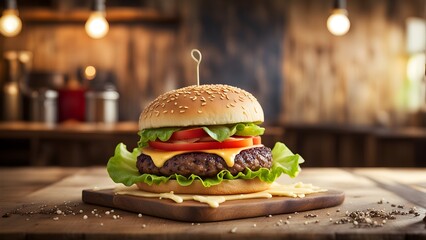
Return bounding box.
[139,84,264,129]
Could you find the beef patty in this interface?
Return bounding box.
[136,146,272,177]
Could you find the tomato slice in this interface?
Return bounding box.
[252,136,261,145]
[169,128,208,141]
[149,136,261,151]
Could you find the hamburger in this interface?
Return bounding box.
[107,84,303,195]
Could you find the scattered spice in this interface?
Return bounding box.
[333,206,420,228]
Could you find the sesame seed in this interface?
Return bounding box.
[163,110,168,113]
[53,217,59,221]
[184,106,188,109]
[201,102,206,106]
[179,110,185,113]
[197,110,202,114]
[174,102,178,105]
[83,215,88,220]
[230,103,235,107]
[171,110,174,114]
[253,223,257,227]
[230,227,237,233]
[138,213,143,218]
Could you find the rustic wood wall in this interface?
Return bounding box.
[282,0,425,126]
[0,0,424,125]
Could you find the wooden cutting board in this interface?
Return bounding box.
[82,189,344,222]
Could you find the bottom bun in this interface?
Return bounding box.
[136,178,271,195]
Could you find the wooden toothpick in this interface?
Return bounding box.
[191,49,202,86]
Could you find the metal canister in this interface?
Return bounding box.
[30,89,58,125]
[85,90,119,123]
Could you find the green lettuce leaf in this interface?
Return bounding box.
[107,142,303,187]
[202,123,265,142]
[138,123,265,147]
[137,127,180,148]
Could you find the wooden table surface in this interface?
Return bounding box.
[0,167,425,239]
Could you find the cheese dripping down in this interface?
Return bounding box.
[141,145,263,168]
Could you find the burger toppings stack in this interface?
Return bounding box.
[107,84,304,195]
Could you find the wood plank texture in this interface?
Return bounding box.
[0,167,425,239]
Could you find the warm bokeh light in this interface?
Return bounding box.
[85,11,109,39]
[84,65,97,80]
[327,9,350,36]
[0,9,22,37]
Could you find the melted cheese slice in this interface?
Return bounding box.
[141,145,263,168]
[114,182,327,208]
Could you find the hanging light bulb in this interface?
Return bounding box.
[0,0,22,37]
[85,0,109,39]
[327,0,350,36]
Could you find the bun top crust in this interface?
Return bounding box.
[139,84,264,129]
